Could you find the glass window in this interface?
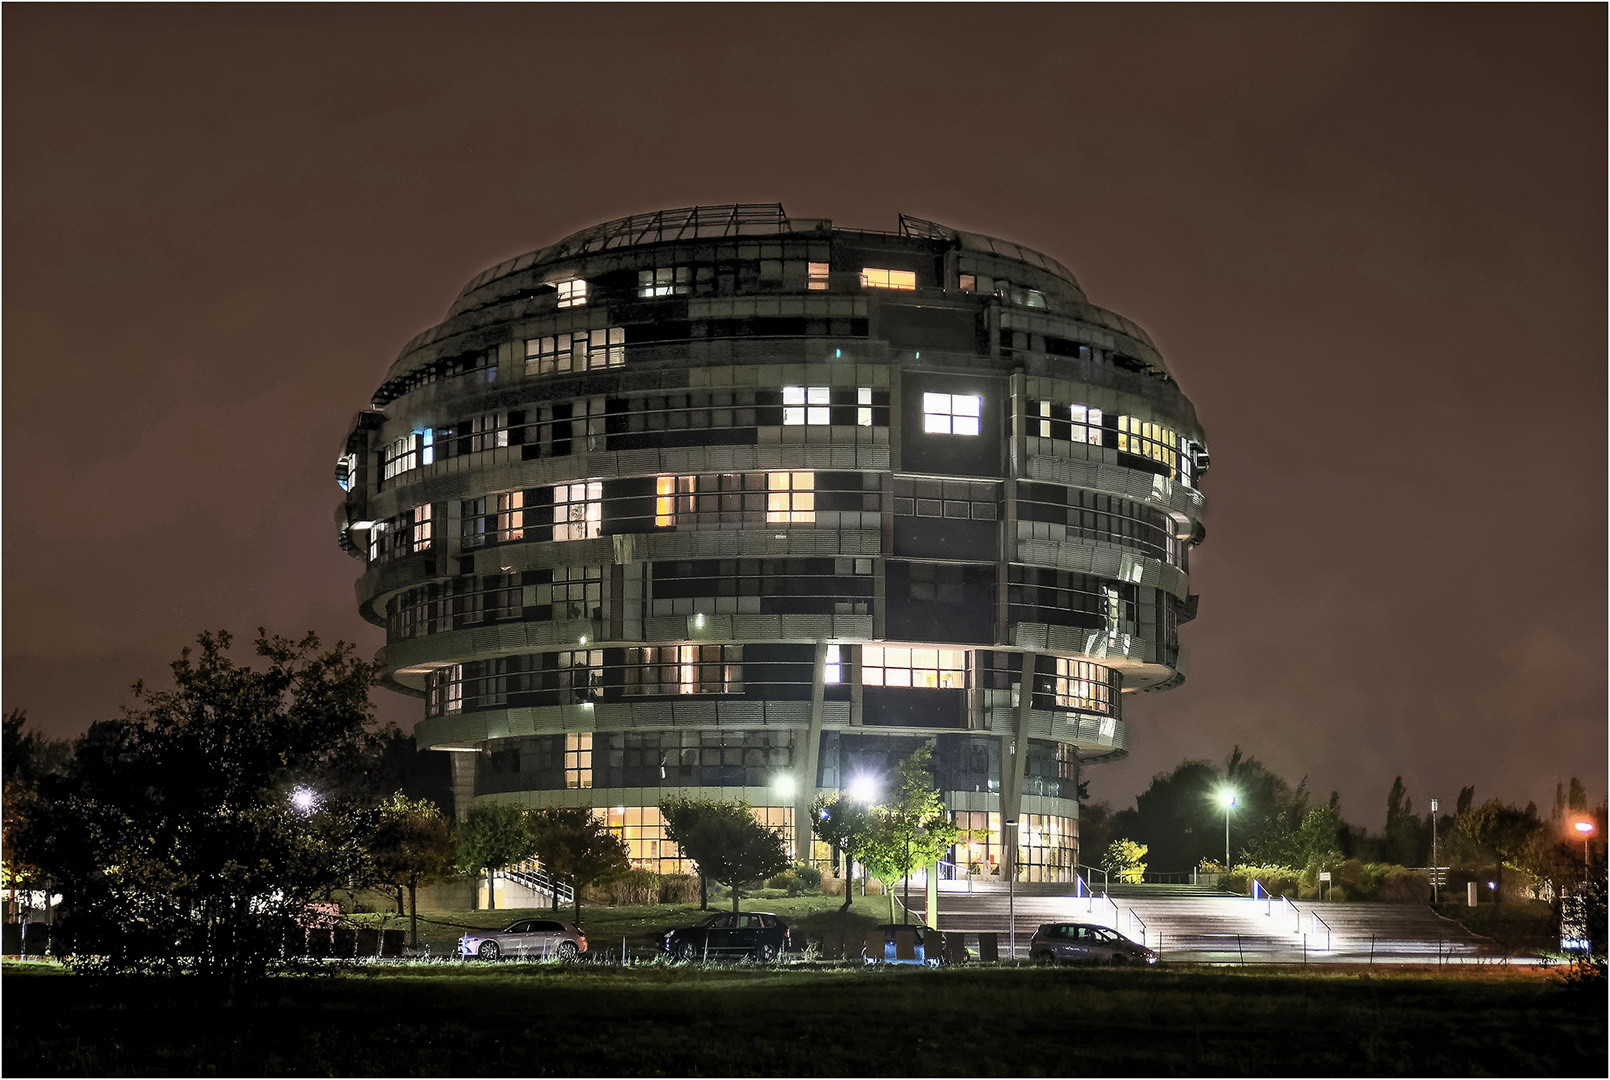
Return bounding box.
[782,386,831,426]
[638,267,691,297]
[1053,658,1111,712]
[556,279,587,308]
[553,481,602,541]
[1117,416,1181,476]
[565,733,592,788]
[922,393,982,436]
[857,387,873,427]
[381,430,433,481]
[958,273,976,291]
[824,644,842,685]
[807,262,830,290]
[766,472,815,524]
[625,645,744,695]
[656,475,696,527]
[862,646,967,689]
[525,329,624,375]
[410,504,433,552]
[860,267,917,290]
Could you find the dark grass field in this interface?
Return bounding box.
[4,961,1604,1077]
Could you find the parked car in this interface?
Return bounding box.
[862,923,944,967]
[459,919,587,961]
[1028,922,1155,965]
[660,911,790,961]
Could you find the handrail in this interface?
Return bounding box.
[1310,911,1331,951]
[1128,909,1148,948]
[1251,878,1265,901]
[1280,895,1301,933]
[503,862,575,906]
[1102,894,1119,928]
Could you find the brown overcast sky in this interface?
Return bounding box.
[5,6,1604,827]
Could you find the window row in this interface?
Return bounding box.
[781,385,875,427]
[367,504,433,563]
[891,477,999,522]
[1016,484,1181,566]
[1026,399,1204,488]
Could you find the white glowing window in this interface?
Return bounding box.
[367,522,386,562]
[766,472,815,524]
[807,262,830,291]
[381,430,434,481]
[857,387,873,427]
[862,646,967,689]
[469,413,508,451]
[427,664,462,716]
[783,386,831,426]
[638,267,691,297]
[923,393,981,436]
[1035,401,1103,444]
[553,481,602,541]
[860,268,916,290]
[556,279,587,308]
[410,504,433,552]
[824,644,842,684]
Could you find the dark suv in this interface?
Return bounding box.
[660,911,790,962]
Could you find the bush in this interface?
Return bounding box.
[659,874,701,905]
[1376,867,1431,903]
[1224,864,1299,898]
[766,863,824,896]
[606,869,662,906]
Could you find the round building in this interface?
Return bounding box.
[334,204,1208,884]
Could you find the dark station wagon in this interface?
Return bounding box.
[660,911,791,962]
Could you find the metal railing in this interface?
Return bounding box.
[1280,895,1301,933]
[502,862,574,907]
[1128,909,1148,948]
[1311,911,1331,952]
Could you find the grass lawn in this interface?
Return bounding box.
[351,892,898,958]
[4,960,1603,1076]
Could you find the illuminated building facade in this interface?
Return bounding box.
[335,205,1208,882]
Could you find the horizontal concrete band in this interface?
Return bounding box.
[471,784,1081,819]
[413,701,1129,760]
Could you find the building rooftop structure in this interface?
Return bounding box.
[333,203,1208,891]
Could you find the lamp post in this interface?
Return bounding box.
[1218,790,1237,870]
[1005,818,1017,962]
[1572,818,1596,877]
[1430,798,1439,904]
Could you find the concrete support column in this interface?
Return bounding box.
[447,749,478,822]
[1002,650,1034,880]
[794,640,829,865]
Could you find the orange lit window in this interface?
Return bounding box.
[859,267,916,290]
[766,472,814,523]
[808,262,830,290]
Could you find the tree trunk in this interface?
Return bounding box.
[396,884,405,917]
[732,883,740,913]
[572,881,581,926]
[487,868,496,911]
[408,879,419,949]
[700,874,708,910]
[886,882,896,923]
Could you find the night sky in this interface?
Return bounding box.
[6,7,1603,827]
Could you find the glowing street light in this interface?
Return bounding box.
[1572,818,1597,876]
[290,787,318,814]
[774,774,797,801]
[848,774,879,805]
[1217,790,1237,870]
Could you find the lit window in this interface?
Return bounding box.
[655,475,696,527]
[410,504,433,552]
[1034,401,1103,444]
[824,644,842,684]
[557,650,603,704]
[783,386,831,426]
[807,262,830,291]
[857,388,873,427]
[496,492,524,542]
[469,414,509,451]
[766,472,815,524]
[381,430,433,481]
[1117,416,1181,476]
[958,274,976,291]
[860,268,916,290]
[638,267,691,297]
[367,522,386,562]
[862,646,967,689]
[922,392,981,436]
[565,733,592,788]
[525,330,624,375]
[426,665,463,716]
[556,279,587,308]
[625,645,743,695]
[1053,658,1112,713]
[553,481,602,541]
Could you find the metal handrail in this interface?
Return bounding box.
[1102,894,1119,928]
[1311,912,1331,951]
[1128,909,1148,948]
[1251,878,1266,901]
[503,862,575,907]
[1280,894,1301,933]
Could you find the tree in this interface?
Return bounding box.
[811,792,876,912]
[852,747,963,923]
[660,797,789,913]
[1102,839,1148,884]
[1077,801,1116,869]
[1,711,72,915]
[1384,776,1427,866]
[455,803,535,911]
[15,630,379,994]
[1458,799,1541,906]
[366,794,456,948]
[527,808,630,924]
[1292,804,1345,868]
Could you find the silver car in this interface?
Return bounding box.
[459,918,587,961]
[1029,922,1156,965]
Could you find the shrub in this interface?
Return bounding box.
[766,863,824,896]
[1376,867,1431,903]
[1224,864,1299,897]
[606,869,662,906]
[659,874,701,904]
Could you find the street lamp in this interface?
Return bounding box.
[290,786,318,814]
[1005,818,1018,963]
[1572,818,1596,877]
[1217,790,1237,870]
[848,774,879,805]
